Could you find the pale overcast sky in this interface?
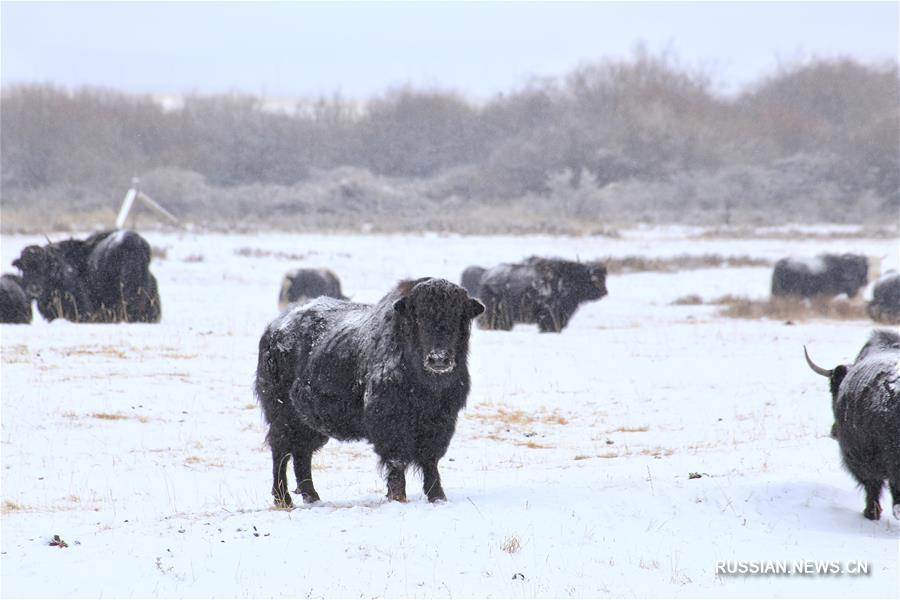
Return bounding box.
[1,1,897,100]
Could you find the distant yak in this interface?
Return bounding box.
[771,254,870,299]
[805,330,900,520]
[256,278,483,507]
[478,256,607,333]
[0,274,32,324]
[278,268,346,311]
[460,266,486,298]
[867,271,900,325]
[12,230,161,323]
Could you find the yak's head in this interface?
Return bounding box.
[586,262,609,299]
[837,254,870,298]
[803,345,849,439]
[12,245,56,299]
[557,261,608,301]
[393,278,484,376]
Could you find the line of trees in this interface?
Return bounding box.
[2,50,898,231]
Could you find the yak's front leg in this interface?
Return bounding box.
[419,458,447,503]
[385,460,408,502]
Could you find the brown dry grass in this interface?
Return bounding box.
[468,405,570,427]
[234,247,312,260]
[671,294,704,306]
[91,412,149,423]
[616,425,650,433]
[603,254,771,274]
[502,536,522,554]
[692,226,898,241]
[63,345,130,359]
[2,499,29,513]
[717,296,867,321]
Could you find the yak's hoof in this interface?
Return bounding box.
[273,496,293,510]
[893,504,900,520]
[387,491,407,503]
[427,489,447,503]
[863,502,881,520]
[300,491,321,504]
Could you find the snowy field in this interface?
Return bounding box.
[1,226,898,598]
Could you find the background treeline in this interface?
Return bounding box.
[2,51,898,232]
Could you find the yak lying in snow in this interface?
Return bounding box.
[805,330,900,520]
[0,274,32,324]
[771,254,870,299]
[867,271,900,325]
[12,230,161,323]
[277,268,346,311]
[460,266,486,298]
[256,277,484,507]
[478,256,607,333]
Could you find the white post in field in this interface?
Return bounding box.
[115,177,140,228]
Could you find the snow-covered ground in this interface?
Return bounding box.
[1,227,898,598]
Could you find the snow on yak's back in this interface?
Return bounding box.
[805,329,900,520]
[255,277,484,507]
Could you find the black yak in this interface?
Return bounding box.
[460,266,486,298]
[277,268,346,311]
[12,230,161,323]
[478,256,607,333]
[867,271,900,325]
[804,330,900,520]
[0,274,32,324]
[772,254,870,299]
[256,277,484,507]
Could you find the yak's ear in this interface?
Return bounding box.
[830,365,849,392]
[393,297,408,315]
[465,298,485,319]
[12,258,21,270]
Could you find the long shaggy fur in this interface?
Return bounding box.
[256,277,483,507]
[477,256,608,333]
[772,254,869,299]
[0,274,32,324]
[277,267,347,311]
[867,271,900,325]
[11,230,161,323]
[809,329,900,520]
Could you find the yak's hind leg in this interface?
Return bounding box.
[417,458,447,503]
[292,431,328,503]
[890,480,900,520]
[270,444,293,508]
[862,479,883,520]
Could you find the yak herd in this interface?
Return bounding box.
[2,230,899,521]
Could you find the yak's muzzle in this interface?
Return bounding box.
[424,350,456,374]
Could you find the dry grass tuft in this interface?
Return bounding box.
[515,440,555,449]
[671,294,704,306]
[616,425,650,433]
[469,405,570,427]
[92,412,129,420]
[234,247,312,260]
[90,412,149,423]
[502,535,522,554]
[150,245,168,260]
[603,254,771,274]
[183,253,205,263]
[2,499,28,513]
